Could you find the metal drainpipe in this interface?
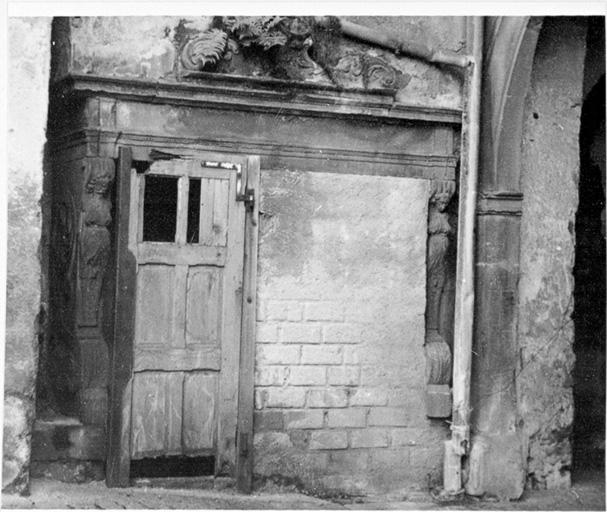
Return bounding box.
[443,16,483,494]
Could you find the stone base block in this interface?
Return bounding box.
[425,384,452,418]
[31,417,105,461]
[30,460,104,483]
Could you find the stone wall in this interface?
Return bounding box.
[4,17,52,493]
[254,170,450,494]
[517,17,587,490]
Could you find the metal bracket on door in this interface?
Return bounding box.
[235,164,255,211]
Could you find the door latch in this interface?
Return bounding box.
[235,164,255,210]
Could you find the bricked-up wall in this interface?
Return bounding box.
[254,171,450,494]
[4,18,52,493]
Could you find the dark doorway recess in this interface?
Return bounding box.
[129,456,215,479]
[572,21,605,482]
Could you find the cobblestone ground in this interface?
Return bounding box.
[2,472,604,510]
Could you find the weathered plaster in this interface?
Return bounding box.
[4,17,52,493]
[517,17,587,490]
[55,16,464,110]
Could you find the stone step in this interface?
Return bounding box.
[31,416,106,461]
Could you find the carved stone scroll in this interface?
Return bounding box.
[425,179,456,418]
[77,157,115,328]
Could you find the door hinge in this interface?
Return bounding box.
[239,431,249,457]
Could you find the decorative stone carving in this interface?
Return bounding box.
[424,180,456,418]
[77,157,115,327]
[178,16,406,90]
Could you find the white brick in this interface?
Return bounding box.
[266,300,303,321]
[328,366,360,386]
[343,346,360,365]
[309,431,348,450]
[256,344,299,365]
[327,408,367,428]
[349,388,389,406]
[301,345,342,365]
[322,324,366,344]
[262,388,307,408]
[287,366,326,386]
[255,366,287,386]
[284,410,325,429]
[256,323,279,343]
[281,324,322,344]
[368,407,409,427]
[307,388,348,408]
[350,428,390,448]
[304,302,344,322]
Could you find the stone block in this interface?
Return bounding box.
[284,410,324,430]
[425,384,452,418]
[256,323,279,343]
[31,420,105,461]
[287,366,326,386]
[301,345,342,365]
[391,427,448,447]
[266,300,304,321]
[256,344,299,365]
[307,389,348,408]
[304,302,344,322]
[254,411,284,432]
[309,431,348,450]
[328,366,361,386]
[30,460,105,483]
[350,388,389,406]
[261,388,307,408]
[368,407,409,427]
[350,428,390,448]
[328,451,370,473]
[327,408,367,428]
[280,324,322,344]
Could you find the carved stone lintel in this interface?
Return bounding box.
[425,180,456,397]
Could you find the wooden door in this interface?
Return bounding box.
[107,150,259,487]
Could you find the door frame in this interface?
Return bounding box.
[105,147,260,491]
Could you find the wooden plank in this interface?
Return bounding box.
[149,161,236,179]
[137,173,145,243]
[136,244,227,266]
[236,156,260,493]
[212,178,229,246]
[165,372,184,456]
[130,372,167,459]
[128,172,139,255]
[132,347,221,372]
[183,372,218,454]
[200,177,215,246]
[106,146,137,487]
[186,267,222,346]
[172,265,188,348]
[175,176,189,245]
[134,265,174,347]
[216,169,246,477]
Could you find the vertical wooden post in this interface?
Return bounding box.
[106,147,137,487]
[236,156,260,493]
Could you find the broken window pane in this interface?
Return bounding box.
[142,175,178,242]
